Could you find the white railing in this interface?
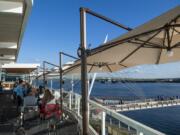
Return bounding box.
[63,91,98,135]
[63,90,166,135]
[111,99,180,112]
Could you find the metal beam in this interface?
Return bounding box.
[173,27,180,34]
[42,61,59,88]
[172,42,180,48]
[166,27,171,50]
[156,30,167,64]
[88,64,94,73]
[85,8,132,31]
[128,41,165,49]
[134,38,163,48]
[106,64,113,72]
[43,61,59,68]
[91,23,180,56]
[119,30,162,63]
[0,58,15,61]
[169,27,175,46]
[61,52,78,60]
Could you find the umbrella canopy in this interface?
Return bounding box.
[64,6,180,75]
[63,62,125,75]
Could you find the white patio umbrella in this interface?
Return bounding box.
[63,6,179,135]
[64,6,180,75]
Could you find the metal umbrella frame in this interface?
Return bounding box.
[64,6,180,135]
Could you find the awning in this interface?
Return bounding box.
[64,6,180,75]
[2,63,40,74]
[0,0,33,65]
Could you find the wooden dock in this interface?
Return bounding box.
[109,99,180,112]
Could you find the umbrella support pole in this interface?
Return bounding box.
[79,7,133,135]
[59,52,78,120]
[80,7,88,135]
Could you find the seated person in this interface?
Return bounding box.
[52,90,60,103]
[40,89,61,120]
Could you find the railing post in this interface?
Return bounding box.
[128,126,130,132]
[87,79,90,123]
[118,121,121,128]
[43,61,46,88]
[75,94,78,110]
[109,118,112,125]
[101,111,106,135]
[71,75,74,108]
[77,97,80,116]
[137,131,144,135]
[50,79,53,90]
[69,92,72,110]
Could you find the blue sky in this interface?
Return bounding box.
[18,0,180,78]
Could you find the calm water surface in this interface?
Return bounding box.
[42,80,180,135]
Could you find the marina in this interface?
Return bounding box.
[109,99,180,112]
[0,0,179,135]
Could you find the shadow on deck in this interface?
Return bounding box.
[0,91,18,133]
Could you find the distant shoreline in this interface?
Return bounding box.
[95,78,180,83]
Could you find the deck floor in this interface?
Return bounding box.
[0,92,79,135]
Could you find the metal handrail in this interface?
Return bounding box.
[64,91,165,135]
[64,106,98,135]
[89,100,165,135]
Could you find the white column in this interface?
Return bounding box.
[50,79,53,90]
[128,126,130,131]
[101,111,106,135]
[118,121,121,128]
[69,92,72,110]
[137,131,144,135]
[77,97,80,116]
[71,75,74,109]
[75,94,78,109]
[110,118,112,125]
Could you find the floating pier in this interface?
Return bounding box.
[109,99,180,112]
